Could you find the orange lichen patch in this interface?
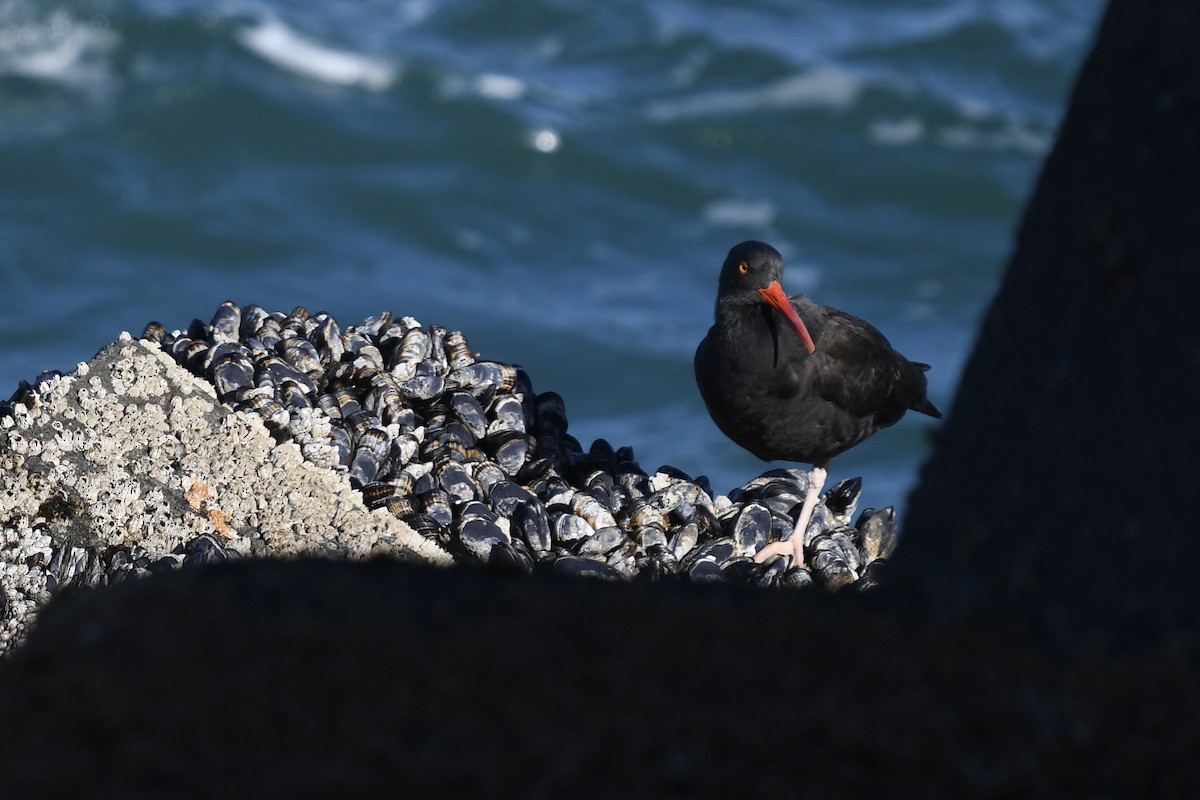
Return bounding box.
[207,508,232,538]
[184,477,212,511]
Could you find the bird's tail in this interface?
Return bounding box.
[907,360,941,417]
[914,397,943,419]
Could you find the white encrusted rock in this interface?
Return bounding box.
[0,338,451,653]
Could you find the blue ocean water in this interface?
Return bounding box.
[0,0,1103,505]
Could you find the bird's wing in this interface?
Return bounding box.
[807,309,914,419]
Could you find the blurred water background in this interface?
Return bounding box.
[0,0,1103,505]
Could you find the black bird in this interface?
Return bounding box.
[694,240,942,566]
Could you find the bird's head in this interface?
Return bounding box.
[717,241,816,353]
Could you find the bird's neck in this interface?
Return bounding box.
[713,293,762,332]
[712,297,782,360]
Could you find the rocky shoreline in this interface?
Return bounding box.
[3,1,1199,792]
[1,306,901,653]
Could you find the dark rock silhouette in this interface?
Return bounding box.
[895,0,1200,646]
[1,559,1198,797]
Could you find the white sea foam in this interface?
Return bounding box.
[936,119,1051,155]
[235,17,399,91]
[869,116,925,146]
[703,199,776,229]
[0,10,117,88]
[648,66,865,121]
[438,71,529,102]
[475,72,526,101]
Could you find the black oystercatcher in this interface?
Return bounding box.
[694,241,942,567]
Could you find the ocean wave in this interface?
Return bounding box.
[869,117,925,146]
[868,114,1049,155]
[647,66,866,121]
[234,16,400,91]
[0,7,117,89]
[702,199,776,229]
[936,119,1051,155]
[437,71,528,102]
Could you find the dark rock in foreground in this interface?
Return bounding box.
[0,558,1196,797]
[896,0,1200,646]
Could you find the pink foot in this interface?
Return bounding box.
[752,466,828,568]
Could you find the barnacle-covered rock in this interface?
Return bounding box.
[0,332,450,653]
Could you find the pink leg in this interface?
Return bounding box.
[753,466,827,568]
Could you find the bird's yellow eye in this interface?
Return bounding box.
[737,261,749,275]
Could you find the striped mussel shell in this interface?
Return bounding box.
[180,338,210,371]
[278,378,313,411]
[431,419,478,450]
[823,477,863,526]
[254,322,282,351]
[387,326,431,379]
[240,390,289,431]
[446,361,519,396]
[485,478,536,517]
[141,320,166,344]
[278,305,310,338]
[472,461,506,495]
[348,425,391,488]
[443,329,476,370]
[211,347,255,400]
[427,325,449,375]
[45,544,104,592]
[240,304,271,341]
[398,364,445,402]
[456,511,510,562]
[343,409,379,439]
[209,301,241,344]
[435,460,478,504]
[421,436,482,466]
[328,424,353,468]
[277,337,323,376]
[570,490,617,531]
[390,430,422,468]
[418,488,453,529]
[449,392,488,440]
[857,507,897,563]
[256,354,314,394]
[355,311,393,339]
[341,329,376,358]
[360,371,403,417]
[309,313,344,366]
[361,479,418,519]
[808,532,857,591]
[318,387,361,420]
[487,393,527,434]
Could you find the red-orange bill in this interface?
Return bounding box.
[757,282,815,353]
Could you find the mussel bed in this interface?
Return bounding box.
[14,303,902,592]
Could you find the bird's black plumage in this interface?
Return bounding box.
[695,240,941,468]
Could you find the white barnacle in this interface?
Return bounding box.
[54,428,75,452]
